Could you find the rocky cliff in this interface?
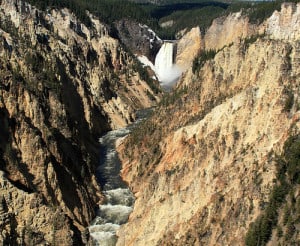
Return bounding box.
[176,27,202,71]
[174,11,256,78]
[175,2,300,74]
[0,0,160,244]
[115,19,162,63]
[117,2,300,245]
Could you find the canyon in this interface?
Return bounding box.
[1,0,300,245]
[0,0,159,244]
[117,2,300,246]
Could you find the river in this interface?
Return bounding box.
[88,109,151,246]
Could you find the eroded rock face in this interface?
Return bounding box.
[0,0,160,244]
[204,12,257,51]
[176,2,300,72]
[264,2,300,40]
[115,19,162,63]
[117,3,300,246]
[175,13,257,75]
[176,27,202,71]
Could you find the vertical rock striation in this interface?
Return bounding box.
[0,0,160,244]
[117,2,300,245]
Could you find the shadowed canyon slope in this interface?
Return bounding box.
[0,0,160,244]
[117,2,300,246]
[1,0,300,245]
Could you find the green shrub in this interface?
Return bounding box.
[132,59,161,94]
[192,49,216,74]
[26,0,153,27]
[159,86,187,106]
[245,135,300,245]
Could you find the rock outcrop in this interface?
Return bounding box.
[115,19,162,63]
[0,0,160,244]
[117,2,300,245]
[176,27,202,71]
[203,11,257,51]
[264,2,300,40]
[175,12,257,76]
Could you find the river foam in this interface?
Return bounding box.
[89,109,153,245]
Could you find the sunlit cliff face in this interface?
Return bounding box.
[116,2,300,246]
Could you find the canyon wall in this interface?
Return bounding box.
[175,12,257,76]
[118,2,300,245]
[115,19,162,63]
[176,2,300,74]
[176,27,202,71]
[0,0,160,244]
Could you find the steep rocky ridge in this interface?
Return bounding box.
[0,0,160,244]
[117,2,300,245]
[115,19,162,63]
[176,27,201,71]
[176,2,300,72]
[175,11,257,72]
[203,11,257,51]
[174,11,257,78]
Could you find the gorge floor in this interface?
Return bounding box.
[89,109,152,246]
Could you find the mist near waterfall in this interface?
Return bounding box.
[156,64,182,86]
[155,42,182,88]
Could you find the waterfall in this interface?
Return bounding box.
[155,42,174,78]
[154,42,181,86]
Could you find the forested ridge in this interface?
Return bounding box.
[26,0,154,26]
[24,0,300,39]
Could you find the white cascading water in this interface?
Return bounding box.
[154,42,181,86]
[155,42,174,80]
[88,128,133,246]
[89,110,152,246]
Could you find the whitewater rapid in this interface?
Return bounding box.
[89,110,151,246]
